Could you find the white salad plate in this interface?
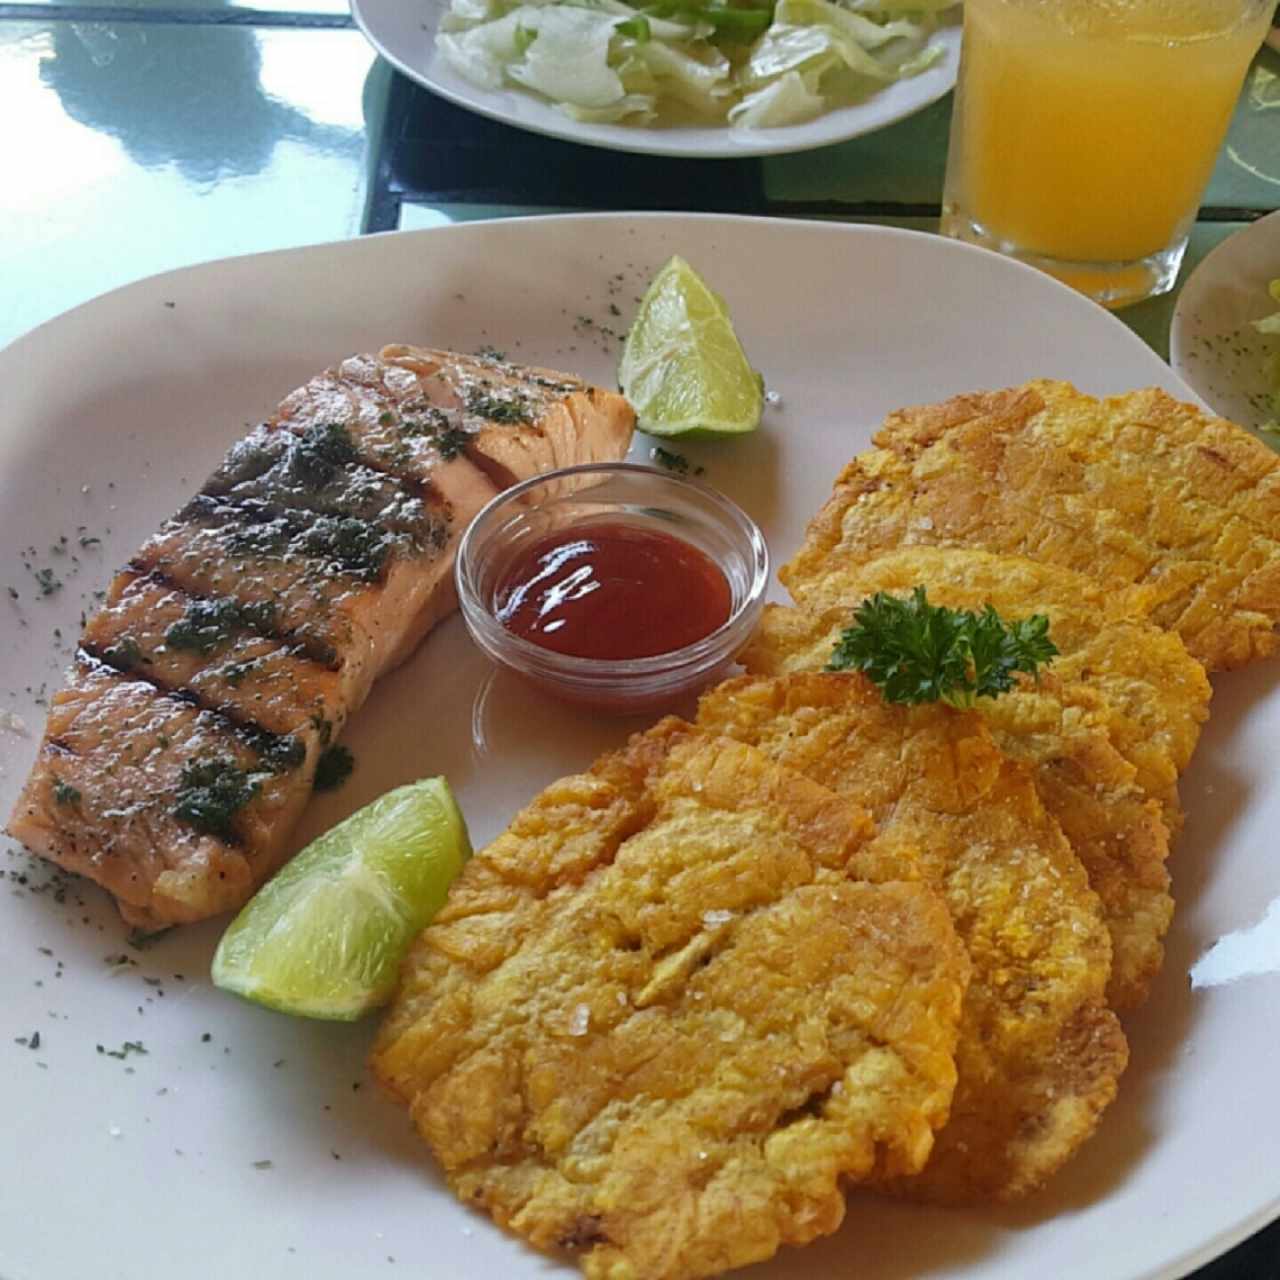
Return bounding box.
[351,0,960,157]
[2,214,1278,1280]
[1170,208,1280,440]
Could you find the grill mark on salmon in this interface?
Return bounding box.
[66,649,313,778]
[203,422,437,536]
[9,654,323,929]
[380,346,630,488]
[83,572,345,742]
[8,348,634,928]
[127,562,342,671]
[277,347,634,494]
[131,492,452,706]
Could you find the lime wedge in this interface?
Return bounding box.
[619,255,763,439]
[211,778,470,1021]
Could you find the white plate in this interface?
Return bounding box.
[351,0,960,158]
[1170,209,1280,440]
[2,215,1278,1280]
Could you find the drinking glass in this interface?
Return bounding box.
[940,0,1274,308]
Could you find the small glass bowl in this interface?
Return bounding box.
[456,462,769,715]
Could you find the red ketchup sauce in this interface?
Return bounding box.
[494,521,732,661]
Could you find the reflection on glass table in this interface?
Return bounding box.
[0,20,375,346]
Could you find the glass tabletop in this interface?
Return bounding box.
[3,2,1276,352]
[0,2,1278,1275]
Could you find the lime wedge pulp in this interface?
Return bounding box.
[211,778,471,1021]
[618,254,764,439]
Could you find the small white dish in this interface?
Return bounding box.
[1170,208,1280,439]
[455,462,769,713]
[351,0,960,158]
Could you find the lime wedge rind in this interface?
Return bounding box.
[619,255,763,440]
[211,777,471,1022]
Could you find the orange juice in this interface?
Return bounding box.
[943,0,1270,295]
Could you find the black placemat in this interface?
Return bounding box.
[368,71,767,230]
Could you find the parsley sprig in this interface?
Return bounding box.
[827,586,1057,709]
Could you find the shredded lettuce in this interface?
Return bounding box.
[436,0,956,128]
[635,39,734,114]
[438,11,531,89]
[506,8,629,107]
[728,68,825,126]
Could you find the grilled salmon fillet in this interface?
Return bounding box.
[8,346,634,929]
[372,718,970,1280]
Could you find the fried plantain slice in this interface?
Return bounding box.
[742,599,1181,1011]
[774,545,1211,828]
[697,673,1128,1204]
[372,719,970,1280]
[781,380,1280,671]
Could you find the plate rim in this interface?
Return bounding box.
[0,211,1191,397]
[349,0,962,159]
[1169,208,1280,418]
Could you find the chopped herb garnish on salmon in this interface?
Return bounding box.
[224,515,293,559]
[400,411,470,461]
[279,423,359,491]
[313,744,354,792]
[398,407,449,436]
[173,757,261,839]
[219,658,260,688]
[165,598,277,655]
[296,516,396,579]
[102,636,148,671]
[238,726,307,773]
[432,426,470,461]
[52,778,80,807]
[466,389,534,425]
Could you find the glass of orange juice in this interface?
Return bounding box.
[940,0,1273,308]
